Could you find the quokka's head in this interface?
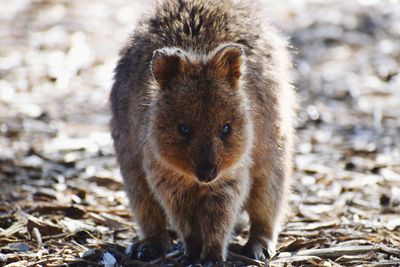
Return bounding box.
[148,44,253,183]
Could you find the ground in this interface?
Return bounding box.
[0,0,399,266]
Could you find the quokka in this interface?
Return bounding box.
[110,0,297,265]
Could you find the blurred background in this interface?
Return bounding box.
[0,0,399,266]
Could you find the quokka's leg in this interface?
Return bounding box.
[197,179,247,265]
[121,165,170,260]
[181,224,202,264]
[244,158,291,261]
[142,174,203,264]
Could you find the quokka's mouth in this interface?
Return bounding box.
[196,166,218,182]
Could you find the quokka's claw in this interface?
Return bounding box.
[241,241,271,262]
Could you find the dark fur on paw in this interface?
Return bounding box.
[128,236,171,261]
[201,259,221,267]
[137,242,163,261]
[200,254,224,267]
[177,254,201,267]
[241,241,270,262]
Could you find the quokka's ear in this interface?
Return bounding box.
[151,48,188,90]
[208,44,245,88]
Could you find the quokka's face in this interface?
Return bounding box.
[149,44,252,182]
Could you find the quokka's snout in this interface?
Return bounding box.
[196,160,218,182]
[193,139,219,182]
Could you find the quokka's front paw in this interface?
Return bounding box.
[200,252,224,267]
[201,259,223,267]
[129,236,171,261]
[242,240,272,262]
[177,254,201,266]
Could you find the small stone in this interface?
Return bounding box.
[9,242,30,252]
[101,252,116,267]
[0,253,7,263]
[344,162,356,171]
[380,193,391,206]
[80,248,98,259]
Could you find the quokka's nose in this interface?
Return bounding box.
[196,162,217,182]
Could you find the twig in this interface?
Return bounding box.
[228,251,265,267]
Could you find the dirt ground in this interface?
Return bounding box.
[0,0,399,266]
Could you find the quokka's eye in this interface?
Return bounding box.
[177,124,190,137]
[220,123,231,138]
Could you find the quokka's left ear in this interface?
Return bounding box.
[150,47,189,90]
[207,44,246,88]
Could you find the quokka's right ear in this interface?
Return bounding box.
[150,48,189,90]
[207,44,245,89]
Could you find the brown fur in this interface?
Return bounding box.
[110,0,297,263]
